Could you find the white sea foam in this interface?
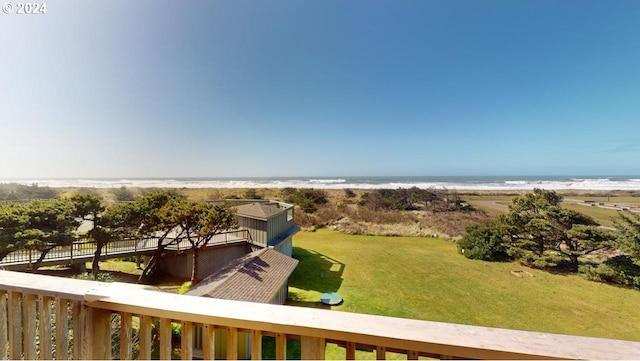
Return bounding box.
[2,177,640,190]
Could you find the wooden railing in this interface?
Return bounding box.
[1,270,639,360]
[0,229,252,269]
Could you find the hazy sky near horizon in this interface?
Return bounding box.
[1,0,639,178]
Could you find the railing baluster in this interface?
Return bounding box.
[376,346,386,360]
[345,341,356,360]
[202,324,216,360]
[8,292,22,360]
[23,294,37,359]
[181,321,193,360]
[159,318,172,360]
[0,291,7,360]
[56,298,69,360]
[39,296,54,360]
[119,312,132,361]
[87,307,112,359]
[226,327,238,360]
[139,315,152,360]
[275,332,286,360]
[407,350,419,360]
[71,301,87,360]
[301,336,325,360]
[250,329,262,360]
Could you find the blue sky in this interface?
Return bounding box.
[1,0,639,178]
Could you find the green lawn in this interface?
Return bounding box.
[562,204,623,228]
[289,229,640,344]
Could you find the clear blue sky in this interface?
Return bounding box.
[1,0,639,178]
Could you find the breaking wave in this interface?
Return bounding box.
[2,176,640,190]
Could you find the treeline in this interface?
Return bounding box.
[0,183,58,201]
[280,186,465,214]
[359,187,464,212]
[458,189,640,289]
[0,191,236,282]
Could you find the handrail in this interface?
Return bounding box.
[1,270,639,360]
[0,229,253,267]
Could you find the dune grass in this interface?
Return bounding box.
[289,229,640,343]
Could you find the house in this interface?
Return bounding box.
[186,248,299,359]
[153,200,299,280]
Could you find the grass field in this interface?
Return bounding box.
[289,229,640,345]
[562,204,623,228]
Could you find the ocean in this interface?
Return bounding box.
[2,176,640,191]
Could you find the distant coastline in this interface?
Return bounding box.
[2,176,640,191]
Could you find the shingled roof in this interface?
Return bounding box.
[235,202,283,220]
[186,248,299,304]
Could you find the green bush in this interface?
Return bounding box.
[178,281,192,294]
[72,272,114,282]
[458,226,509,261]
[580,255,640,289]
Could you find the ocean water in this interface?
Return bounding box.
[2,176,640,191]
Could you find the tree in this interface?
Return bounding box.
[499,189,612,271]
[458,225,508,261]
[131,190,186,282]
[158,199,236,282]
[614,211,640,262]
[69,194,107,279]
[0,199,79,266]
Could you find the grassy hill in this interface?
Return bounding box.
[289,229,640,342]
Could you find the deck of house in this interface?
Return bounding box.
[0,229,251,271]
[1,270,640,360]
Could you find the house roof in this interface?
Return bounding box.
[235,202,283,220]
[186,248,299,304]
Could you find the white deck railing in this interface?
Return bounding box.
[0,270,639,360]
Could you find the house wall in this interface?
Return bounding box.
[269,282,289,305]
[237,216,267,245]
[156,242,252,280]
[237,204,295,249]
[272,236,293,257]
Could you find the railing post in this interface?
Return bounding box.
[251,329,262,360]
[22,294,37,360]
[275,333,286,360]
[181,321,194,360]
[8,292,22,360]
[119,312,133,361]
[86,307,111,359]
[139,315,152,360]
[72,301,87,360]
[159,318,172,360]
[226,327,238,360]
[0,291,7,360]
[346,341,356,360]
[38,295,53,360]
[301,336,325,360]
[56,298,69,360]
[202,324,216,360]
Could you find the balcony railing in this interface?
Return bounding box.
[0,229,252,270]
[1,270,639,360]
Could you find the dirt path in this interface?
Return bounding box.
[471,200,510,213]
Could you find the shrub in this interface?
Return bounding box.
[458,226,509,261]
[281,188,328,213]
[178,281,193,294]
[580,255,640,289]
[72,272,114,282]
[112,186,136,202]
[243,189,262,199]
